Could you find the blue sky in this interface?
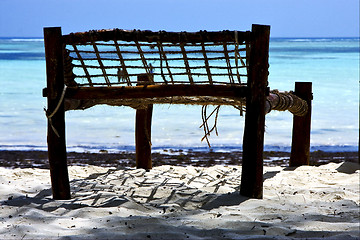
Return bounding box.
[0,0,359,37]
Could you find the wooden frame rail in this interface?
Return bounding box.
[62,29,251,45]
[63,85,248,100]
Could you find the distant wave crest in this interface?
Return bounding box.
[10,38,44,42]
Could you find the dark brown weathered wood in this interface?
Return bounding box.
[240,24,270,199]
[135,75,153,170]
[290,82,312,167]
[201,42,213,84]
[65,85,247,100]
[44,27,71,200]
[63,29,251,45]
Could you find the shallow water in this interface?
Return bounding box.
[0,37,358,152]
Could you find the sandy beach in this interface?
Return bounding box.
[0,151,359,239]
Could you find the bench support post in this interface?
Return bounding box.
[290,82,312,166]
[135,75,153,169]
[240,24,270,199]
[44,27,70,200]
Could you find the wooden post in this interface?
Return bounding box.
[290,82,312,166]
[44,27,70,200]
[240,24,270,199]
[135,75,153,169]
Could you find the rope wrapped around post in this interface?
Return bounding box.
[266,90,308,116]
[44,85,68,137]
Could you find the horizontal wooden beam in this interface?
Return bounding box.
[62,29,251,45]
[64,84,247,100]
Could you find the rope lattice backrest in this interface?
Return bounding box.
[62,29,250,87]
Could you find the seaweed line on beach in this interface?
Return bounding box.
[0,150,358,169]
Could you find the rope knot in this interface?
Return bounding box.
[44,85,67,137]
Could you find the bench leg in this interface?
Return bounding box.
[47,107,70,200]
[240,24,270,199]
[44,27,70,200]
[290,82,312,167]
[240,97,266,199]
[135,104,153,169]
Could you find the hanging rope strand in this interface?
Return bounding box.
[200,105,221,147]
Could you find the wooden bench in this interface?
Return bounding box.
[43,24,312,200]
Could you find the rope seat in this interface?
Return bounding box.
[56,28,309,146]
[62,29,249,87]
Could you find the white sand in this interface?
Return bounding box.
[0,162,359,239]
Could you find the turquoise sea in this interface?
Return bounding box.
[0,37,358,152]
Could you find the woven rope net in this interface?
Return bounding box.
[63,29,249,87]
[60,29,308,147]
